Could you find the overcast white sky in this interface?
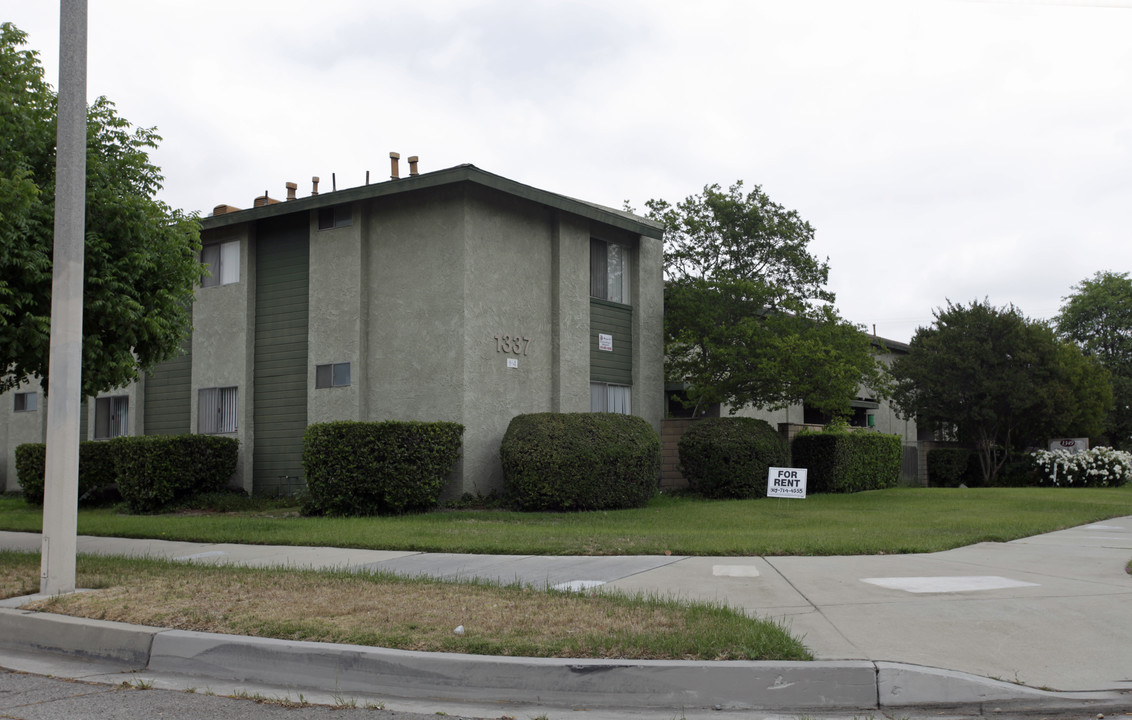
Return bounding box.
[7,0,1131,343]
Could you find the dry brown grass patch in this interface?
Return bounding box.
[3,552,811,661]
[23,564,685,657]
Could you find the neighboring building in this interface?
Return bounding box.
[729,337,917,444]
[661,337,921,487]
[1,163,666,497]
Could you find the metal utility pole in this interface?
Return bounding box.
[41,0,88,596]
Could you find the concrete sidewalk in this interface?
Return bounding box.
[1,517,1131,714]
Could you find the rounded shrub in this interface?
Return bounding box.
[303,421,464,516]
[677,417,788,499]
[501,412,660,511]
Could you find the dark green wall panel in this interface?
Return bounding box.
[590,299,633,385]
[143,333,192,436]
[253,217,309,495]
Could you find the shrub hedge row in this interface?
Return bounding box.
[677,417,788,499]
[15,441,118,505]
[501,412,659,511]
[303,421,464,516]
[114,435,239,513]
[791,430,902,493]
[16,435,238,513]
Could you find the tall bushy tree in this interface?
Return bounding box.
[890,299,1111,485]
[644,181,885,416]
[0,23,201,396]
[1056,271,1132,450]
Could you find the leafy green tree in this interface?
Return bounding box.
[643,181,885,416]
[1056,271,1132,450]
[890,299,1112,485]
[0,23,201,396]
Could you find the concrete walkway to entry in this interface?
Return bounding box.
[1,517,1131,714]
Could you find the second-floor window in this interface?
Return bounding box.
[590,238,630,304]
[201,240,240,287]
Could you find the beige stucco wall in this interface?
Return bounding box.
[631,228,665,435]
[2,382,46,492]
[460,187,556,494]
[307,204,365,424]
[363,188,467,427]
[550,213,592,414]
[193,225,253,491]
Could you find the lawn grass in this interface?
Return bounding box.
[2,486,1131,555]
[0,551,810,661]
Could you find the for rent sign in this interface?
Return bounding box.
[767,467,807,499]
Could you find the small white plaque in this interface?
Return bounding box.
[506,358,518,368]
[598,333,613,352]
[766,467,807,499]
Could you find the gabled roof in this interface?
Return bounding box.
[199,164,664,239]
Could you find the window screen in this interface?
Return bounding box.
[14,392,37,412]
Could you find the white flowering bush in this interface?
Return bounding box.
[1030,446,1132,488]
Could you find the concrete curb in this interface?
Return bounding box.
[1,609,1128,712]
[0,607,156,669]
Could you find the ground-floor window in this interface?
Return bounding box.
[199,386,238,434]
[590,382,631,414]
[13,392,37,412]
[94,396,128,439]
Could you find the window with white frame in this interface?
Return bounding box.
[201,240,240,287]
[590,382,631,414]
[13,392,37,412]
[94,396,129,439]
[198,386,238,434]
[315,362,351,388]
[590,238,630,304]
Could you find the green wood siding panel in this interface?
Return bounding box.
[143,337,192,436]
[253,218,310,495]
[590,299,633,385]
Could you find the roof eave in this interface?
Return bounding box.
[199,164,664,238]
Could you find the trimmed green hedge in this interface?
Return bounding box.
[113,435,239,513]
[792,431,902,493]
[303,421,464,516]
[15,441,120,505]
[677,418,789,499]
[927,447,978,487]
[501,413,660,511]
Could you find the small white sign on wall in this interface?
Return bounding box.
[598,333,613,352]
[506,358,518,369]
[766,467,807,499]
